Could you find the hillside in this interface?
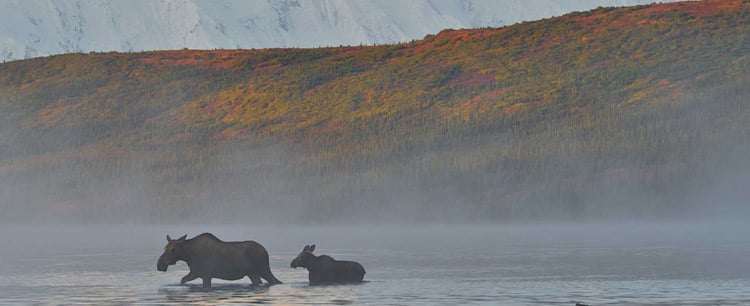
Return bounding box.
[1,0,749,223]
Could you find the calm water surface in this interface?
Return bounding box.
[1,224,749,305]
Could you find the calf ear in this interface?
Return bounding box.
[303,245,310,252]
[177,234,187,241]
[309,244,316,252]
[167,235,172,241]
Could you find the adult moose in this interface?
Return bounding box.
[290,244,366,285]
[157,233,281,288]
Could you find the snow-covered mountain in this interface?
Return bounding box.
[0,0,673,62]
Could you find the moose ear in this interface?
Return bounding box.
[303,245,310,252]
[309,244,316,252]
[177,234,187,242]
[167,235,172,241]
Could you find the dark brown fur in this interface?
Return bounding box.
[157,233,281,287]
[291,244,365,285]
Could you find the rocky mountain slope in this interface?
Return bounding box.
[1,0,669,62]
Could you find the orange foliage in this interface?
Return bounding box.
[577,0,748,30]
[203,99,224,113]
[38,103,82,128]
[503,103,528,116]
[449,71,495,87]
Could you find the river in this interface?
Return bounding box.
[1,223,749,305]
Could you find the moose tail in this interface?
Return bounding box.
[263,269,283,285]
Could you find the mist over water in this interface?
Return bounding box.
[1,130,748,225]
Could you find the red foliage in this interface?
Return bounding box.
[404,28,505,57]
[569,106,589,114]
[576,0,747,29]
[503,103,527,116]
[449,71,495,87]
[203,99,224,113]
[463,88,508,106]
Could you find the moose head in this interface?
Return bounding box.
[290,244,316,269]
[156,234,187,272]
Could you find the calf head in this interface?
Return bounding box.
[157,234,187,272]
[291,244,316,268]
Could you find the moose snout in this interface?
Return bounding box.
[157,255,169,272]
[157,261,168,272]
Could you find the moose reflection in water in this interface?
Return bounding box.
[291,244,366,285]
[157,233,282,288]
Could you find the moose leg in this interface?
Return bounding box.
[249,275,262,286]
[180,272,198,285]
[202,277,212,288]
